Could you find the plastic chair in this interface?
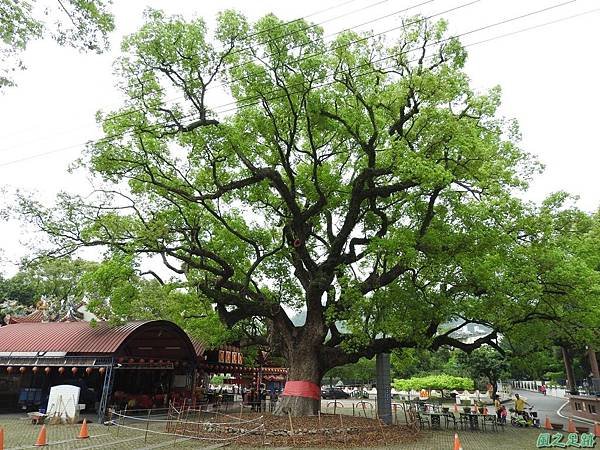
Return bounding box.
[481,414,498,432]
[416,412,431,430]
[444,412,458,430]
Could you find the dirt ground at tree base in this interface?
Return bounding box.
[175,412,422,448]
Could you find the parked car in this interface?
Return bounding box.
[321,388,350,399]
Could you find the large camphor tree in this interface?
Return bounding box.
[19,10,592,415]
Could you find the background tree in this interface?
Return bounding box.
[0,271,37,307]
[500,196,600,391]
[456,347,508,399]
[0,257,96,321]
[16,10,600,416]
[324,357,376,386]
[391,348,458,379]
[0,0,114,88]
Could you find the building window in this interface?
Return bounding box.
[574,402,583,411]
[586,404,597,414]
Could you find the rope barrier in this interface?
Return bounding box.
[107,419,265,442]
[110,410,264,426]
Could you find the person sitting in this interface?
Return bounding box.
[514,394,529,416]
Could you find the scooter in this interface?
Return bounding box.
[510,405,540,427]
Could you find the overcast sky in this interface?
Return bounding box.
[0,0,598,274]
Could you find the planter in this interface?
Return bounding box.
[575,426,589,434]
[442,407,450,413]
[463,407,472,414]
[551,423,564,431]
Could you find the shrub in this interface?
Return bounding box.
[392,374,474,392]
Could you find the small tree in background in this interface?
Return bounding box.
[457,347,509,399]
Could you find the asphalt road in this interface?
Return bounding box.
[510,389,570,426]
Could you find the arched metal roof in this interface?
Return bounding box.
[0,320,197,359]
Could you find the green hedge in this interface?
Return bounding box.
[393,374,474,391]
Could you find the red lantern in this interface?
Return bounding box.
[44,367,51,375]
[174,361,180,367]
[139,359,145,364]
[32,366,39,374]
[71,367,78,375]
[149,359,154,364]
[85,367,93,375]
[6,366,13,374]
[128,358,134,364]
[99,367,106,375]
[58,367,65,375]
[117,357,124,363]
[19,367,26,374]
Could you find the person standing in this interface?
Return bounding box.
[494,395,502,421]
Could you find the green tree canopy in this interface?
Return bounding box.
[15,10,600,416]
[0,0,114,88]
[79,253,236,348]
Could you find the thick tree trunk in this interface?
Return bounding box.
[273,338,323,416]
[588,347,600,378]
[561,346,577,394]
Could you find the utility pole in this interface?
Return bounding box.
[376,353,392,425]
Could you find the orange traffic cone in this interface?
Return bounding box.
[453,432,463,450]
[34,425,47,446]
[78,419,89,439]
[567,418,576,433]
[544,417,552,430]
[0,427,4,450]
[594,422,600,437]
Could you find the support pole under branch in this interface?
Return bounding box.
[376,353,392,425]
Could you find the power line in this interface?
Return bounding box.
[131,0,574,122]
[77,0,439,132]
[0,0,366,142]
[198,0,579,117]
[0,0,435,153]
[463,6,600,49]
[74,0,476,143]
[0,0,459,152]
[0,1,591,169]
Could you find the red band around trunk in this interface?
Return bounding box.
[281,380,321,400]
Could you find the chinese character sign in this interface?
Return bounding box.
[537,432,596,448]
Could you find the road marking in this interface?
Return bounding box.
[556,400,597,425]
